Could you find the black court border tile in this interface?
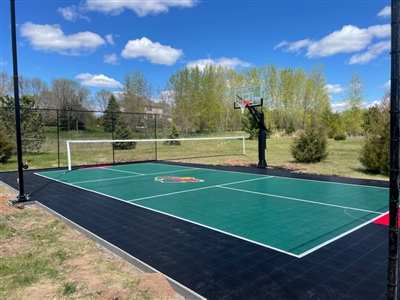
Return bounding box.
[0,162,395,299]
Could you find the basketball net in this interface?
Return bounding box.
[237,100,251,114]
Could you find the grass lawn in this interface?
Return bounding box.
[0,185,178,299]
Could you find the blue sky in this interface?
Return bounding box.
[0,0,392,110]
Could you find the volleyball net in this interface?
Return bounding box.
[66,136,246,170]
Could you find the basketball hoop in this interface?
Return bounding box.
[236,100,251,114]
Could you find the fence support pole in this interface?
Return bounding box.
[9,0,28,204]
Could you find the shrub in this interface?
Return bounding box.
[163,126,181,146]
[359,91,390,175]
[290,126,329,163]
[359,133,389,175]
[113,119,136,150]
[333,133,347,141]
[285,120,296,135]
[0,130,15,163]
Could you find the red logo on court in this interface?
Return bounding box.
[154,176,204,183]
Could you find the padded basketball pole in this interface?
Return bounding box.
[388,1,400,299]
[247,102,267,168]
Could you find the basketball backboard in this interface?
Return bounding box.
[234,84,264,113]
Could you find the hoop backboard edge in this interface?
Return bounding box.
[234,84,264,109]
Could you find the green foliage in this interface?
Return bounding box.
[62,282,78,295]
[342,73,364,136]
[51,78,91,131]
[359,133,389,174]
[241,112,259,140]
[285,120,296,135]
[113,119,136,150]
[333,133,347,141]
[265,64,330,132]
[163,125,181,146]
[290,125,329,163]
[321,110,346,139]
[103,94,120,133]
[168,65,225,134]
[0,129,15,163]
[0,95,46,153]
[359,92,390,175]
[59,108,86,131]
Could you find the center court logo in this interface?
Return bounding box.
[154,176,204,183]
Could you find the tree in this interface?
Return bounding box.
[168,65,227,134]
[359,91,390,174]
[103,94,120,133]
[0,129,15,163]
[290,123,329,163]
[264,64,330,132]
[321,109,345,139]
[121,71,150,114]
[94,89,113,112]
[51,78,91,131]
[113,118,136,150]
[342,73,364,136]
[241,112,259,140]
[0,95,46,153]
[163,125,181,146]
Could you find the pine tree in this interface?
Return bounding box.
[103,94,120,133]
[0,129,15,163]
[0,95,45,153]
[290,124,329,163]
[113,119,136,150]
[163,125,181,146]
[359,92,390,174]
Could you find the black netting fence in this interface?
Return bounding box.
[0,108,173,169]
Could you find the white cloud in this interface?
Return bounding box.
[158,90,175,104]
[275,23,390,64]
[84,0,198,17]
[325,84,345,94]
[380,80,391,89]
[20,22,105,56]
[0,59,7,66]
[57,5,90,22]
[367,100,381,108]
[104,53,118,65]
[349,40,390,64]
[378,6,391,18]
[186,57,251,70]
[121,37,183,65]
[273,39,312,53]
[75,73,122,88]
[105,34,115,45]
[330,101,346,111]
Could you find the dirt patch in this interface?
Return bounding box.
[275,163,306,171]
[0,182,182,300]
[0,237,32,257]
[138,273,177,299]
[224,158,253,166]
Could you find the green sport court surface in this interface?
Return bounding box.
[36,162,388,258]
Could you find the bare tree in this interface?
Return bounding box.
[51,78,91,131]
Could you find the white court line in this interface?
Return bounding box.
[128,176,274,202]
[70,168,202,185]
[96,167,145,175]
[130,201,299,258]
[218,186,382,215]
[272,174,388,190]
[297,212,388,258]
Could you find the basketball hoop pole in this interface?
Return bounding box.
[246,99,267,168]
